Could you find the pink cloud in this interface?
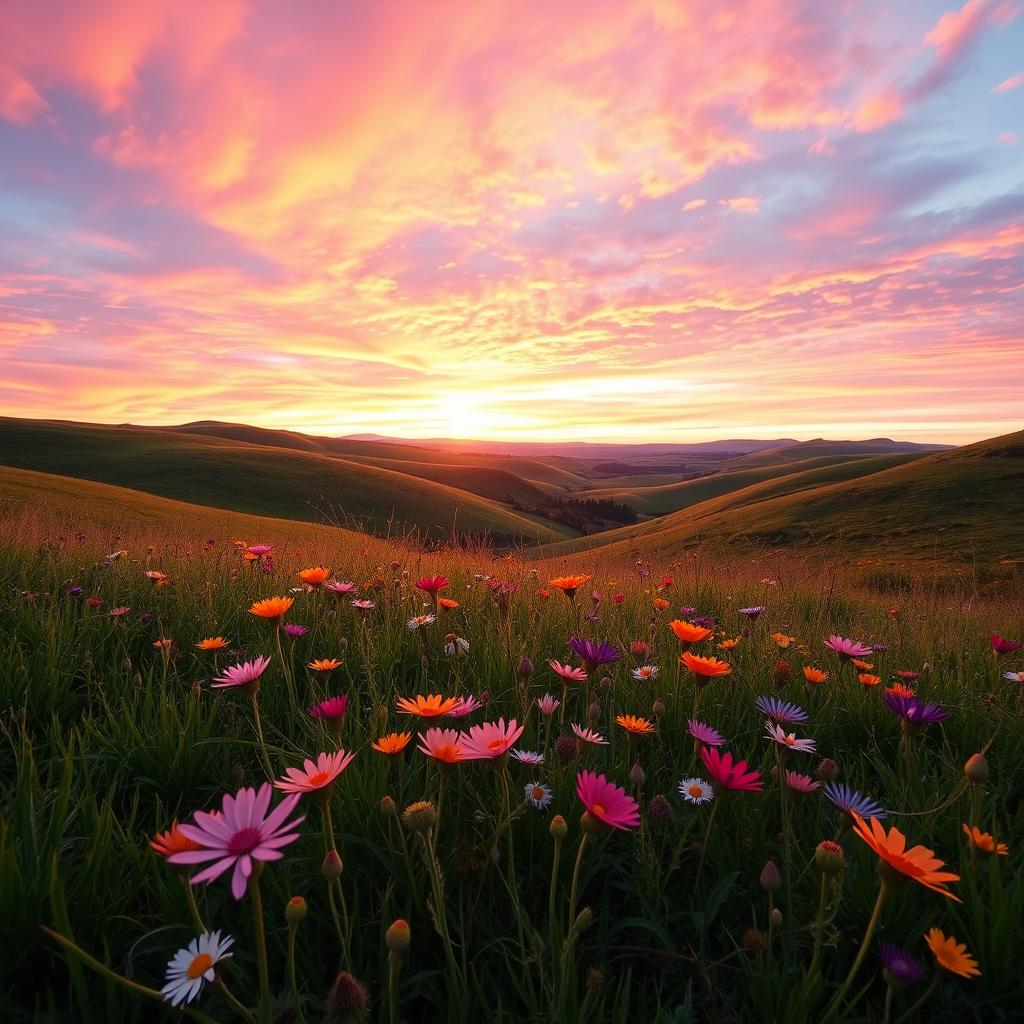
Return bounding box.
[991,71,1024,92]
[719,196,759,214]
[925,0,1016,60]
[997,130,1018,145]
[853,90,903,132]
[682,198,707,211]
[0,65,48,123]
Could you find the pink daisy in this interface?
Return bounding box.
[417,727,471,764]
[170,784,305,899]
[462,718,525,760]
[572,724,609,746]
[687,719,726,747]
[825,635,872,659]
[575,770,641,831]
[446,695,484,718]
[700,746,764,793]
[785,770,820,794]
[764,720,816,753]
[211,656,272,690]
[274,750,355,795]
[536,693,560,715]
[309,695,348,721]
[549,660,587,683]
[325,580,357,596]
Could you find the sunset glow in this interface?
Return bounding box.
[2,0,1022,442]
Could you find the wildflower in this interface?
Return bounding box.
[150,821,201,860]
[764,720,816,753]
[417,727,470,763]
[615,714,655,736]
[536,693,560,715]
[963,752,989,784]
[211,656,272,692]
[825,635,872,659]
[815,840,845,875]
[446,694,483,717]
[630,640,651,658]
[858,673,881,688]
[326,972,370,1021]
[852,658,874,672]
[511,749,544,766]
[275,751,355,795]
[669,620,712,645]
[548,575,592,599]
[568,636,620,673]
[517,656,534,679]
[406,613,436,631]
[631,665,659,682]
[196,637,230,651]
[161,931,234,1007]
[395,694,460,718]
[571,724,608,745]
[549,660,587,683]
[443,634,470,656]
[525,782,553,809]
[653,597,669,611]
[678,778,714,805]
[700,747,764,792]
[246,544,273,557]
[646,794,673,827]
[372,732,413,754]
[823,782,886,821]
[350,599,376,611]
[554,735,579,764]
[415,575,449,597]
[886,682,916,699]
[773,632,796,648]
[924,928,979,977]
[755,696,808,724]
[880,944,926,987]
[325,580,356,596]
[817,757,839,781]
[576,770,641,830]
[146,570,169,588]
[803,666,829,685]
[785,770,820,794]
[687,720,725,747]
[962,824,1008,856]
[249,596,293,621]
[760,861,782,891]
[739,606,765,620]
[87,597,103,609]
[1001,670,1023,683]
[286,896,308,926]
[718,638,740,650]
[851,814,960,899]
[308,658,343,673]
[170,783,305,899]
[309,695,348,722]
[990,634,1021,655]
[461,718,525,760]
[680,651,731,681]
[895,670,919,681]
[883,692,949,727]
[297,566,330,589]
[109,606,130,618]
[385,919,411,953]
[153,639,173,651]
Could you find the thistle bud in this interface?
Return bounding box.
[742,928,767,951]
[385,918,410,953]
[326,971,369,1024]
[629,762,646,788]
[402,800,437,834]
[964,752,989,784]
[816,757,839,781]
[285,896,307,926]
[587,701,601,725]
[599,675,612,691]
[759,860,782,892]
[645,794,673,829]
[554,735,578,765]
[549,814,568,840]
[773,660,791,687]
[321,849,343,880]
[815,840,845,876]
[380,795,397,818]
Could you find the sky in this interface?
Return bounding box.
[1,0,1023,445]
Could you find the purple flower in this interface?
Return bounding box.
[739,606,765,620]
[755,696,808,724]
[880,944,926,985]
[283,623,309,639]
[170,784,305,899]
[687,719,726,747]
[823,782,886,820]
[825,635,872,659]
[692,615,717,631]
[883,692,949,725]
[567,636,620,673]
[66,585,84,597]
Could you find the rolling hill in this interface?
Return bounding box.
[0,419,571,545]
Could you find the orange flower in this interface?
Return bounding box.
[886,682,917,698]
[548,575,592,598]
[681,651,731,678]
[196,636,230,651]
[852,658,874,671]
[145,570,169,588]
[249,596,294,621]
[395,694,460,718]
[924,928,980,978]
[962,823,1008,856]
[615,714,655,736]
[297,566,330,589]
[858,673,881,688]
[437,597,460,610]
[372,732,413,754]
[670,620,713,645]
[150,821,201,859]
[718,638,740,651]
[652,597,670,611]
[773,632,796,648]
[308,658,343,672]
[851,814,960,900]
[803,666,829,685]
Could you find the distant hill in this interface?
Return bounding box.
[725,437,950,468]
[0,419,572,545]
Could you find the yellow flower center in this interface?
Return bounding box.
[186,953,214,979]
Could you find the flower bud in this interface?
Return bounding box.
[385,918,411,954]
[585,967,604,993]
[587,701,601,725]
[285,896,307,926]
[964,752,989,784]
[549,814,568,840]
[580,811,605,836]
[326,971,369,1024]
[380,795,398,818]
[652,698,666,717]
[773,660,791,687]
[816,757,839,781]
[517,656,534,679]
[321,849,343,880]
[629,762,646,788]
[402,800,437,834]
[599,675,612,691]
[815,840,845,876]
[554,735,578,765]
[645,794,673,829]
[759,860,782,892]
[770,907,783,927]
[742,928,767,951]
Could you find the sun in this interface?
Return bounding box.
[435,392,489,439]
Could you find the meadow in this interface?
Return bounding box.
[1,504,1022,1023]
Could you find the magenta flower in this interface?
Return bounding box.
[700,746,764,792]
[785,770,820,794]
[309,695,348,721]
[446,695,484,718]
[170,784,305,899]
[212,656,272,690]
[568,636,620,673]
[991,634,1022,655]
[283,623,309,639]
[549,660,587,683]
[246,544,273,556]
[325,580,357,596]
[825,635,872,659]
[416,575,450,596]
[462,718,525,760]
[575,770,641,830]
[687,720,726,747]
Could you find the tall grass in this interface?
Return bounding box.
[1,509,1021,1022]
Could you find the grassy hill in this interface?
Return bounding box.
[725,437,948,468]
[0,419,571,545]
[536,431,1024,574]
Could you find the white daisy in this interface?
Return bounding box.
[524,782,553,809]
[677,778,714,805]
[631,665,660,682]
[511,748,544,766]
[161,931,234,1007]
[406,613,436,631]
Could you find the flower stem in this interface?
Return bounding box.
[182,875,206,933]
[214,978,258,1024]
[287,923,303,1024]
[692,798,720,898]
[822,880,888,1021]
[250,692,274,780]
[566,832,590,931]
[248,873,272,1024]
